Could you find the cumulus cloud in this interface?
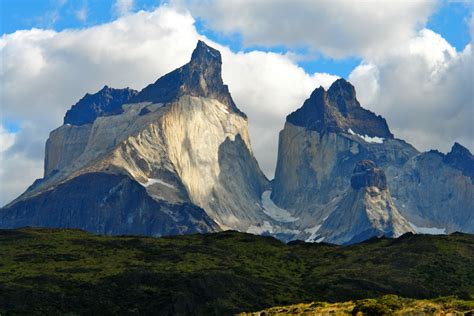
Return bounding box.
[0,6,335,205]
[178,0,437,58]
[349,29,474,152]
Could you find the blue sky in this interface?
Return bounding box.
[2,0,471,80]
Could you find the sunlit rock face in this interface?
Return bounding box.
[1,41,271,235]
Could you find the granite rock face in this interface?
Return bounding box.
[0,173,218,236]
[64,86,138,126]
[315,160,415,245]
[2,41,270,235]
[286,79,393,138]
[272,81,473,242]
[350,160,387,190]
[443,142,474,181]
[390,149,474,233]
[132,40,244,117]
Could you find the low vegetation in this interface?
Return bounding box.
[241,295,474,315]
[0,228,473,315]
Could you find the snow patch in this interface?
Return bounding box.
[142,178,175,189]
[348,128,384,144]
[304,216,328,242]
[304,224,322,242]
[261,190,298,222]
[410,222,446,235]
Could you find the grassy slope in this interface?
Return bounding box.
[240,295,474,315]
[0,228,473,315]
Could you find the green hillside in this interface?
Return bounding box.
[240,295,474,315]
[0,228,473,315]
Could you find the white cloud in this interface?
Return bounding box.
[0,6,336,205]
[0,126,16,153]
[113,0,135,16]
[349,29,474,153]
[177,0,437,59]
[0,126,43,206]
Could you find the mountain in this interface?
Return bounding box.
[1,228,473,315]
[1,41,472,244]
[1,41,270,234]
[271,79,473,240]
[315,160,414,245]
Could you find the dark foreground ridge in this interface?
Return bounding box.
[1,228,473,315]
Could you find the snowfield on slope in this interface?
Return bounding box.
[348,128,384,144]
[261,191,298,223]
[410,222,446,235]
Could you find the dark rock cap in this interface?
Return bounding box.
[443,142,474,181]
[64,86,138,126]
[286,78,393,139]
[350,160,387,190]
[131,40,245,117]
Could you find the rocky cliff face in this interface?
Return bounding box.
[286,79,393,138]
[2,41,471,244]
[272,80,473,240]
[0,173,218,236]
[390,149,474,233]
[64,86,138,126]
[272,81,417,226]
[131,40,244,117]
[314,160,414,245]
[2,41,270,235]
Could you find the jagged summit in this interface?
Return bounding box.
[286,78,393,138]
[64,86,138,126]
[132,40,245,117]
[350,160,388,190]
[443,142,474,181]
[327,78,358,115]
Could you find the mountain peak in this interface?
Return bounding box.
[131,40,245,117]
[350,160,388,190]
[286,80,393,138]
[191,40,221,63]
[443,142,474,181]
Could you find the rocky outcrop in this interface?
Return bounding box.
[443,142,474,181]
[132,40,245,117]
[272,80,473,241]
[64,86,138,126]
[390,149,474,233]
[0,173,218,236]
[272,114,417,225]
[44,124,92,176]
[350,160,387,190]
[286,79,393,138]
[2,41,270,235]
[314,160,415,245]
